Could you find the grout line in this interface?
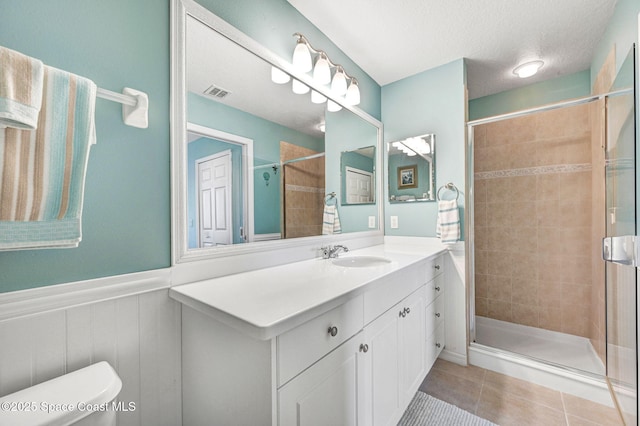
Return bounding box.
[560,392,570,426]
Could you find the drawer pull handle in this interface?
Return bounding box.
[435,286,441,292]
[359,343,369,353]
[434,264,440,270]
[328,326,338,337]
[435,312,440,318]
[435,343,441,348]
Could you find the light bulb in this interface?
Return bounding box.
[271,66,290,84]
[345,80,360,105]
[327,100,342,112]
[292,39,312,72]
[311,90,327,103]
[313,54,331,85]
[292,79,310,94]
[331,69,347,95]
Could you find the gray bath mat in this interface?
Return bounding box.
[398,391,497,426]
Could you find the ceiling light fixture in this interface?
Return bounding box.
[513,60,544,78]
[281,33,361,111]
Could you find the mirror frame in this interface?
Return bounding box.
[170,0,384,265]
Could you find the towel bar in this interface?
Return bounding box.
[96,87,148,129]
[324,192,337,205]
[437,182,459,201]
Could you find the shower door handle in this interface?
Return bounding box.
[602,236,639,267]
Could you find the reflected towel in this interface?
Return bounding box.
[0,65,97,250]
[322,204,342,235]
[0,46,44,129]
[436,199,460,244]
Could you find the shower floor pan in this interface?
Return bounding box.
[474,316,605,375]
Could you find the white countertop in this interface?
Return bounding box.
[170,240,450,340]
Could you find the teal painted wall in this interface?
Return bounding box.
[187,137,244,247]
[196,0,382,120]
[188,92,324,236]
[382,59,467,238]
[468,70,591,121]
[0,0,171,292]
[0,0,356,293]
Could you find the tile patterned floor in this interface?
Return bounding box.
[419,359,624,426]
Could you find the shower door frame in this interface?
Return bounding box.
[465,89,633,364]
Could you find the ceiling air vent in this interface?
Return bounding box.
[203,85,231,99]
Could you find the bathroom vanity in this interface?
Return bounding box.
[170,243,448,426]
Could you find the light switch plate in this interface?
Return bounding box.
[368,216,376,228]
[390,216,399,229]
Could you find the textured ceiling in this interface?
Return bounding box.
[286,0,617,99]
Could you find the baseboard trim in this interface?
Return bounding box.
[0,268,171,322]
[439,349,467,366]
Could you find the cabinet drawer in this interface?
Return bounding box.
[425,255,444,283]
[425,294,444,336]
[364,261,426,325]
[277,295,363,387]
[425,273,445,305]
[426,322,445,369]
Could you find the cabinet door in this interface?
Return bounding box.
[278,334,364,426]
[361,306,402,426]
[399,286,426,404]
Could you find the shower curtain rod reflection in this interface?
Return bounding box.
[252,152,326,170]
[467,87,633,127]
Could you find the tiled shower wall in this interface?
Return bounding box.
[280,141,325,238]
[474,103,598,339]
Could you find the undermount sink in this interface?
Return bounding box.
[332,256,392,268]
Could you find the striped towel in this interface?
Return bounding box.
[322,204,342,235]
[0,65,96,250]
[0,46,44,130]
[436,199,460,244]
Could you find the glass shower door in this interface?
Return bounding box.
[603,46,637,425]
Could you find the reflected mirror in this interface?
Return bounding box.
[173,0,383,260]
[388,134,435,203]
[341,146,375,205]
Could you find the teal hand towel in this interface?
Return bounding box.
[0,65,96,250]
[0,46,44,130]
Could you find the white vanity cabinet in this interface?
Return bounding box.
[360,285,426,426]
[174,247,449,426]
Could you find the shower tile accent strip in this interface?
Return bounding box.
[475,163,592,180]
[284,184,325,193]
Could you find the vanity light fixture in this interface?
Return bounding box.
[271,66,290,84]
[513,60,544,78]
[282,32,361,109]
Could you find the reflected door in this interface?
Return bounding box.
[603,47,637,425]
[197,150,232,247]
[345,167,373,204]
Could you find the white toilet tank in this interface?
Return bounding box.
[0,361,122,426]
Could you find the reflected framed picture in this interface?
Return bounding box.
[397,165,417,189]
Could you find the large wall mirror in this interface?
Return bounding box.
[171,0,383,263]
[388,134,436,203]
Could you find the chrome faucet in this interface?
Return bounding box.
[321,245,349,259]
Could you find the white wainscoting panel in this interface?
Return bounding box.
[0,287,181,426]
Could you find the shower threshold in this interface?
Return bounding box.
[474,316,605,375]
